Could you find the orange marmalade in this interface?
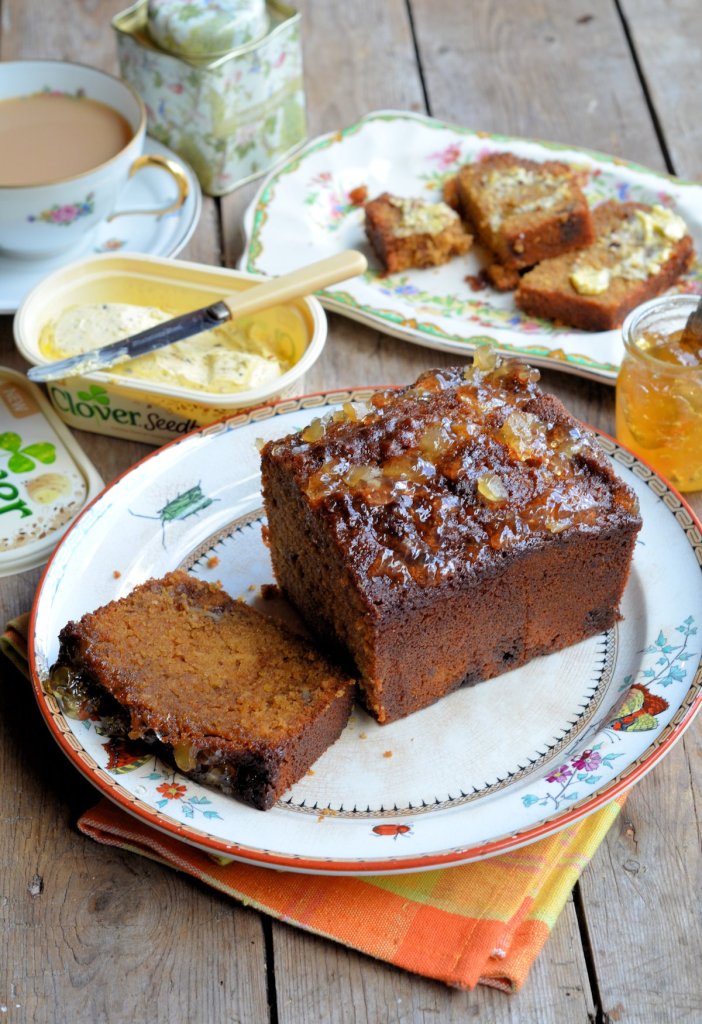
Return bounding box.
[616,295,702,492]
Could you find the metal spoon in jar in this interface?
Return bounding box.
[679,292,702,356]
[26,250,368,383]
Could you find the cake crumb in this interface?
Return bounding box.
[206,556,220,569]
[465,272,489,291]
[349,184,368,206]
[306,769,315,776]
[112,570,121,579]
[383,750,393,758]
[359,731,368,740]
[316,808,338,822]
[485,262,520,292]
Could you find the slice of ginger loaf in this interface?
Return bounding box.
[50,571,355,810]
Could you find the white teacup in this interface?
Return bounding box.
[0,60,189,259]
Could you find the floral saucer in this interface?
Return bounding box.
[0,138,201,315]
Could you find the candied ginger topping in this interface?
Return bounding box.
[280,357,628,587]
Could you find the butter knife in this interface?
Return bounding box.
[27,250,368,384]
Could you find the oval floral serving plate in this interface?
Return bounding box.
[241,110,702,383]
[30,391,702,874]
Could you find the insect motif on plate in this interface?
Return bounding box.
[129,482,218,548]
[371,824,413,840]
[608,684,669,733]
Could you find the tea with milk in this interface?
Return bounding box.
[0,92,133,186]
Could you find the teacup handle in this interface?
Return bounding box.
[106,154,190,221]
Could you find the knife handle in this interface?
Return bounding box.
[220,250,367,319]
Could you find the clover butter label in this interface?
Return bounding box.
[0,380,87,554]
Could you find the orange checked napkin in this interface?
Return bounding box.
[2,615,622,992]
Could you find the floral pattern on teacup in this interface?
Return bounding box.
[95,237,127,252]
[27,191,95,227]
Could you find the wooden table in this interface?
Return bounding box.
[1,2,700,1021]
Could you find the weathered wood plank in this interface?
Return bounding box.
[0,662,271,1024]
[579,732,702,1024]
[411,0,664,169]
[620,0,702,180]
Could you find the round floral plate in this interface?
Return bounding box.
[29,391,702,874]
[241,110,702,383]
[0,138,202,314]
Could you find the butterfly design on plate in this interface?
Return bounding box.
[609,684,669,733]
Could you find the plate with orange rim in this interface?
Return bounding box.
[29,389,702,875]
[241,109,702,383]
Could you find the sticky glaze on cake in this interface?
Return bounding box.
[261,352,642,724]
[49,571,355,810]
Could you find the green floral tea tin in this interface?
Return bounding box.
[113,0,306,196]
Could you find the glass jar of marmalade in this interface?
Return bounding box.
[616,295,702,492]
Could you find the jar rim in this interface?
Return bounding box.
[621,295,702,375]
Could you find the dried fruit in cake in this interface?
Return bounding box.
[49,571,355,810]
[364,191,473,273]
[261,351,642,725]
[454,152,594,270]
[515,200,695,330]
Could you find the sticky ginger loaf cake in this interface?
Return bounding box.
[50,571,355,810]
[261,353,642,725]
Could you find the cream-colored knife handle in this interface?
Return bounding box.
[220,250,367,318]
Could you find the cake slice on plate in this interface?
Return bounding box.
[453,152,594,273]
[515,200,695,330]
[50,571,355,810]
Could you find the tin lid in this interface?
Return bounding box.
[146,0,269,58]
[0,367,103,577]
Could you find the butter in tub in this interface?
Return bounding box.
[14,253,327,445]
[40,302,295,393]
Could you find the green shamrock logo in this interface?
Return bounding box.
[77,385,110,406]
[0,432,57,474]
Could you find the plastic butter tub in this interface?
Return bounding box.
[0,367,103,576]
[13,252,327,445]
